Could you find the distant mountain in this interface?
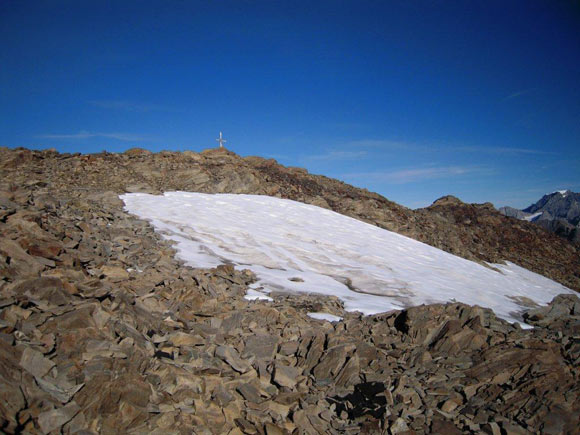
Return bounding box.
[523,190,580,223]
[499,190,580,244]
[498,206,538,221]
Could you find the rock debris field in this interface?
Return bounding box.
[0,146,579,434]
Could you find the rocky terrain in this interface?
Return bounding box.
[1,146,579,434]
[2,146,579,291]
[416,196,580,291]
[500,190,580,245]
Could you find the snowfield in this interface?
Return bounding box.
[121,192,574,326]
[524,212,543,222]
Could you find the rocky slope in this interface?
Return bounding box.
[500,190,580,245]
[1,146,579,434]
[2,146,579,291]
[416,196,580,291]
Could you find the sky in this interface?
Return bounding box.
[1,0,579,209]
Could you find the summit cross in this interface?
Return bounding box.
[216,131,227,148]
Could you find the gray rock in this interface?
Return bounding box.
[35,377,84,403]
[20,347,55,378]
[236,383,263,403]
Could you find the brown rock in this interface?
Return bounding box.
[243,334,278,360]
[273,363,301,389]
[167,331,204,347]
[37,401,81,434]
[0,238,44,279]
[264,422,285,435]
[216,345,252,373]
[124,147,152,157]
[100,265,130,281]
[440,399,459,413]
[12,277,70,307]
[0,343,27,431]
[334,354,360,387]
[430,417,462,435]
[313,343,355,382]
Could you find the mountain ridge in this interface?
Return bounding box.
[2,146,579,291]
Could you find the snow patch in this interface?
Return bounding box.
[308,312,343,322]
[524,212,543,221]
[244,289,273,302]
[121,192,575,325]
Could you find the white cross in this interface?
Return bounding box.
[216,131,227,148]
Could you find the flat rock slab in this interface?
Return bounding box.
[215,345,252,373]
[273,363,301,389]
[243,334,278,360]
[20,347,55,379]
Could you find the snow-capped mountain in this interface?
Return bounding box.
[499,190,580,244]
[523,190,579,222]
[122,192,574,326]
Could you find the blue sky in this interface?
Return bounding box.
[1,1,579,209]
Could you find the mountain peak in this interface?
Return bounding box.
[501,189,579,244]
[430,195,464,206]
[552,189,570,197]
